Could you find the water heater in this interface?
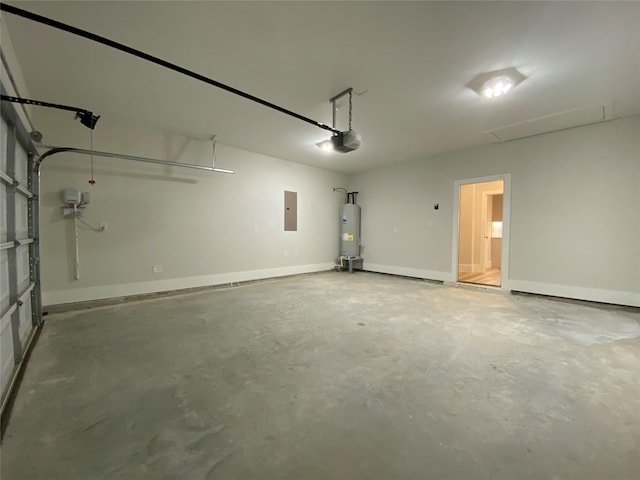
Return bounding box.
[340,194,361,258]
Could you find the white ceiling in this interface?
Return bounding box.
[3,1,639,173]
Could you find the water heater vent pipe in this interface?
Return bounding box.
[333,187,348,204]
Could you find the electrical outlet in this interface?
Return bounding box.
[152,265,163,274]
[99,222,107,232]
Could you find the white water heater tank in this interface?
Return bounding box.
[340,203,361,258]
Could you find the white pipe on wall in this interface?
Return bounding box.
[73,205,80,280]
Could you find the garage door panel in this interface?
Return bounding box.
[1,114,7,173]
[15,143,28,184]
[1,103,40,410]
[1,319,14,396]
[0,182,7,243]
[15,195,29,239]
[17,245,30,293]
[18,301,32,345]
[0,250,9,316]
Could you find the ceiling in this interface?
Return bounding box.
[3,1,639,173]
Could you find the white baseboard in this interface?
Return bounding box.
[43,263,332,306]
[43,263,640,308]
[508,279,640,307]
[363,263,455,283]
[363,263,639,307]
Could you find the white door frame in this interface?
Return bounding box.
[452,174,511,290]
[480,189,503,271]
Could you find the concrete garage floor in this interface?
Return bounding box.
[2,272,639,480]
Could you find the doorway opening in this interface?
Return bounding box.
[457,180,504,287]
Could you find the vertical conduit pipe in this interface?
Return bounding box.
[72,204,80,280]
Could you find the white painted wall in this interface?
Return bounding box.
[349,116,640,306]
[34,109,346,305]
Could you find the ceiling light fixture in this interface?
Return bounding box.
[482,76,513,98]
[467,67,526,99]
[316,140,334,153]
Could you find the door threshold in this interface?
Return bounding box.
[456,281,502,290]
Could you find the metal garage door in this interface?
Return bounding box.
[1,97,42,420]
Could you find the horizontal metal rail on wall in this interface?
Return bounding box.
[0,304,18,332]
[15,183,33,198]
[0,239,35,250]
[0,170,12,184]
[0,284,35,327]
[0,168,35,198]
[37,147,225,172]
[18,283,36,305]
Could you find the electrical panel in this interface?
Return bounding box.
[284,191,297,231]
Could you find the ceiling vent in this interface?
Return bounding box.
[485,102,614,142]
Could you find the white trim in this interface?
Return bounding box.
[364,263,455,282]
[43,263,332,306]
[470,184,476,271]
[480,188,502,270]
[508,279,640,307]
[480,188,488,270]
[452,174,511,290]
[502,176,511,289]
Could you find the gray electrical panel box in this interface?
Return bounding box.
[284,191,297,231]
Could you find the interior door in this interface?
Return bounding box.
[482,193,493,272]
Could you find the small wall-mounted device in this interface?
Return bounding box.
[62,188,91,218]
[63,188,82,205]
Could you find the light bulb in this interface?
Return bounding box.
[316,140,333,152]
[482,76,515,98]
